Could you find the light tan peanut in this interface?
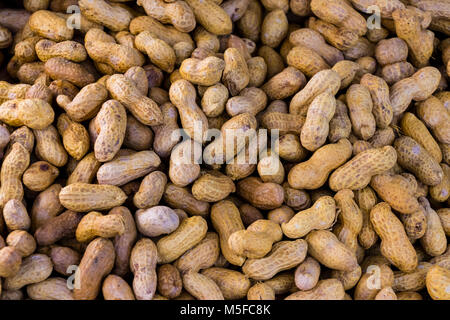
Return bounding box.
[79,0,132,31]
[29,10,73,41]
[27,277,74,300]
[175,232,220,274]
[300,92,336,151]
[179,56,225,86]
[282,196,336,239]
[390,67,441,116]
[91,100,127,163]
[33,125,68,167]
[237,0,262,41]
[157,216,208,264]
[222,47,249,96]
[183,271,224,300]
[169,139,201,187]
[285,279,345,300]
[97,151,160,186]
[135,206,179,237]
[192,171,236,202]
[416,96,450,145]
[287,45,330,78]
[329,146,397,191]
[163,183,210,216]
[394,136,443,186]
[211,200,246,266]
[328,100,351,143]
[355,188,380,248]
[133,171,167,209]
[36,39,87,62]
[23,161,59,192]
[354,263,394,300]
[419,197,447,257]
[359,74,393,128]
[242,239,308,280]
[185,0,232,35]
[137,0,195,33]
[246,56,267,87]
[67,153,101,185]
[290,28,343,66]
[397,292,423,300]
[333,189,363,254]
[3,199,30,232]
[59,183,127,212]
[332,61,360,91]
[151,102,179,158]
[102,274,135,300]
[0,82,30,103]
[201,83,229,117]
[401,112,443,163]
[4,254,52,290]
[346,84,376,140]
[14,36,42,63]
[169,79,209,142]
[429,163,450,202]
[393,262,432,292]
[226,87,267,117]
[392,7,434,68]
[426,265,450,300]
[257,149,284,184]
[374,287,397,300]
[222,0,251,21]
[0,99,54,130]
[294,257,321,291]
[57,113,89,161]
[311,0,366,35]
[306,230,358,272]
[130,238,157,300]
[289,69,341,116]
[202,267,251,300]
[228,220,282,259]
[261,9,288,48]
[437,208,450,236]
[370,174,420,214]
[107,74,163,126]
[310,16,359,50]
[0,143,30,208]
[56,83,108,122]
[135,31,176,73]
[275,134,307,163]
[288,139,352,190]
[203,113,257,165]
[258,46,284,79]
[370,202,418,272]
[75,211,125,243]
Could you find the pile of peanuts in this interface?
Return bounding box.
[0,0,448,301]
